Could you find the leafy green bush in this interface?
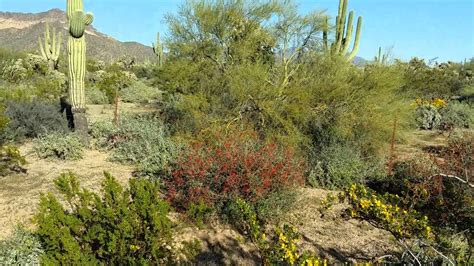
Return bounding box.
[86,86,109,104]
[1,100,68,142]
[225,197,326,265]
[0,105,26,176]
[35,172,198,264]
[0,145,26,176]
[90,115,178,176]
[186,200,214,228]
[308,143,384,189]
[254,189,298,223]
[439,102,474,129]
[121,80,161,104]
[34,132,84,160]
[0,226,44,265]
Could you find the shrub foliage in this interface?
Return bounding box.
[35,172,195,264]
[166,129,306,210]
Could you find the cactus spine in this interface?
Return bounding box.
[152,32,164,67]
[324,0,362,62]
[67,0,93,112]
[38,23,62,70]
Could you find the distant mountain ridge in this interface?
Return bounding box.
[0,9,155,62]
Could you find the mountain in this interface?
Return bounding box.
[0,9,155,62]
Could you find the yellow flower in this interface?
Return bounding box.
[360,199,370,209]
[432,98,447,108]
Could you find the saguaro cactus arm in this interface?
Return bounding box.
[152,32,164,66]
[38,23,62,69]
[347,16,362,61]
[324,0,363,62]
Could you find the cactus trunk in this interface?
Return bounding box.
[65,0,93,141]
[67,36,86,110]
[153,32,164,67]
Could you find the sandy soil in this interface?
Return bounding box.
[0,142,134,240]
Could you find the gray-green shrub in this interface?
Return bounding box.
[0,226,43,266]
[308,143,385,189]
[1,100,68,142]
[34,132,84,160]
[439,102,473,129]
[86,86,109,104]
[90,115,178,176]
[121,80,161,103]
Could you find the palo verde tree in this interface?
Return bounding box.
[272,1,326,91]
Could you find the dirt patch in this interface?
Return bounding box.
[86,103,159,123]
[177,222,260,265]
[283,188,401,263]
[0,142,134,240]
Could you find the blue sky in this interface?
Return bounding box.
[1,0,473,62]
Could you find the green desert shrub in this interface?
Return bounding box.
[186,200,214,228]
[0,105,26,176]
[34,132,84,160]
[439,102,474,129]
[0,145,26,176]
[254,189,298,223]
[121,80,161,103]
[1,100,68,142]
[0,226,44,266]
[86,86,109,104]
[415,104,442,130]
[90,115,178,176]
[308,143,385,189]
[35,172,198,264]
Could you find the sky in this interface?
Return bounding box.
[1,0,473,62]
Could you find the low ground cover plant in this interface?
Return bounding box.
[34,132,84,160]
[0,226,43,265]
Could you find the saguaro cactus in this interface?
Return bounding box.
[152,32,164,67]
[375,47,388,65]
[38,23,62,70]
[323,0,362,62]
[66,0,93,134]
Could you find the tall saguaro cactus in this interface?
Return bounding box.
[66,0,93,135]
[152,32,164,67]
[323,0,362,62]
[38,23,62,70]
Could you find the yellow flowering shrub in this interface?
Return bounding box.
[411,98,447,109]
[227,197,327,265]
[345,184,432,240]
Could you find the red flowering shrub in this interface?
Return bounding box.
[166,129,306,209]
